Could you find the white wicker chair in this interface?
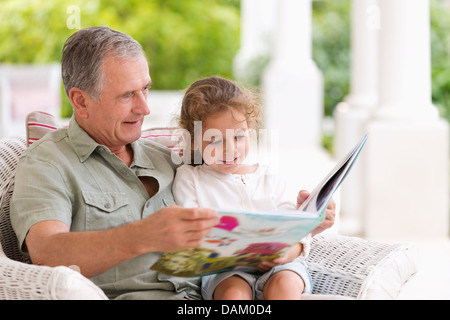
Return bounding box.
[0,137,106,300]
[0,136,418,300]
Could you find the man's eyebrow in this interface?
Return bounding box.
[116,81,152,99]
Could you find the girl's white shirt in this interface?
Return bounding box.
[172,163,311,258]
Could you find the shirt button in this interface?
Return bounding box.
[104,203,111,209]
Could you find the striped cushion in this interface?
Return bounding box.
[25,111,185,157]
[141,127,185,157]
[26,111,61,146]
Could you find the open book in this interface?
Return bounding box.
[151,134,368,277]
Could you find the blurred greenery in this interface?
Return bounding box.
[312,0,350,119]
[431,0,450,122]
[0,0,240,117]
[312,0,350,153]
[1,0,450,123]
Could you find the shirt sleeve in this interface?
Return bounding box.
[172,165,200,208]
[265,166,296,211]
[299,233,312,259]
[10,154,73,253]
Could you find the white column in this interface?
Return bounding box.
[260,0,337,229]
[375,0,438,121]
[365,0,449,240]
[233,0,277,82]
[262,0,323,150]
[334,0,379,235]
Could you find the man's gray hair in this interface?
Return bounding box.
[62,27,145,101]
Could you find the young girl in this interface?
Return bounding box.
[173,76,312,300]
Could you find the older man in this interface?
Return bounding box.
[11,27,335,300]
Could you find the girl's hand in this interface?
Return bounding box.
[257,243,303,273]
[297,190,336,236]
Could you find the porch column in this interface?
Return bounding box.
[262,0,323,150]
[233,0,277,83]
[260,0,336,227]
[365,0,449,240]
[334,0,379,235]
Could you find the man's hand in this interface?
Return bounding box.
[25,205,219,278]
[297,190,336,236]
[135,205,219,253]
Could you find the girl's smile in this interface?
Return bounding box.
[199,109,251,175]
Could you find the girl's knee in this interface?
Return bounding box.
[264,271,305,300]
[214,276,253,300]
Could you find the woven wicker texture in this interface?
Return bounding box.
[0,137,108,299]
[0,249,53,300]
[0,137,27,262]
[0,246,108,300]
[307,233,418,299]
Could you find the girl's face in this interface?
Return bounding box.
[199,109,251,175]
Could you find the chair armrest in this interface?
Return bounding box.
[0,245,107,300]
[307,233,418,299]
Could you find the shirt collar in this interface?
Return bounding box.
[68,117,100,163]
[130,140,155,170]
[68,117,155,169]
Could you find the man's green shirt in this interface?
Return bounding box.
[10,117,200,300]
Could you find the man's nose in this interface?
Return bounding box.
[134,90,150,115]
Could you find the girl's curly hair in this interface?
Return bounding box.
[178,76,262,138]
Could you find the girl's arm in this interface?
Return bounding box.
[172,165,200,208]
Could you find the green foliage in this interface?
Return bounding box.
[312,0,351,118]
[430,0,450,122]
[2,0,450,122]
[0,0,74,63]
[0,0,240,117]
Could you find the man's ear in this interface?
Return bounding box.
[69,87,90,119]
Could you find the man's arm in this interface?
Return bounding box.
[25,205,218,278]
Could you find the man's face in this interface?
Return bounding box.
[81,54,151,150]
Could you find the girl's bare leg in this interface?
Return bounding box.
[263,270,305,300]
[213,276,253,300]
